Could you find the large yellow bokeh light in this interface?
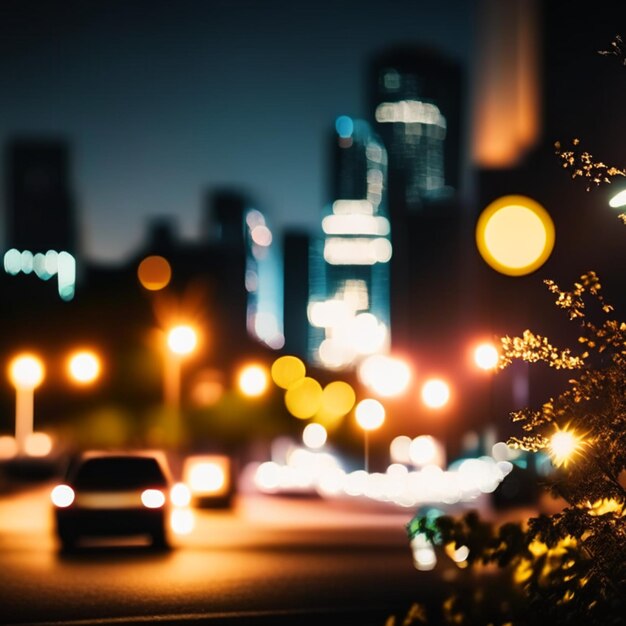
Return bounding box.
[321,381,356,417]
[271,355,306,389]
[476,195,555,276]
[284,376,323,419]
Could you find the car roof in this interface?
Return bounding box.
[65,449,173,484]
[78,450,167,463]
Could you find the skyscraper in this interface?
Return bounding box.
[368,47,464,352]
[206,188,283,352]
[308,116,391,369]
[370,46,463,215]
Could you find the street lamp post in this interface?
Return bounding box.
[8,353,45,455]
[472,341,500,449]
[355,398,385,473]
[164,325,198,446]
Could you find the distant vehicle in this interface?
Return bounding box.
[182,454,235,508]
[50,450,176,550]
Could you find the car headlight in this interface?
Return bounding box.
[170,482,191,507]
[51,484,75,508]
[141,489,166,509]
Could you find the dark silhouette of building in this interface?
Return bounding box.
[4,138,78,257]
[131,187,277,373]
[0,160,282,432]
[282,230,311,359]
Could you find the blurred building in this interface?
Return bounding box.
[4,139,78,254]
[307,117,391,370]
[134,187,284,370]
[282,230,311,359]
[368,47,465,354]
[0,169,283,426]
[2,138,79,301]
[465,0,626,448]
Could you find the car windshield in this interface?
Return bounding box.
[71,456,168,490]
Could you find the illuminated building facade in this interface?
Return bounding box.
[2,139,78,300]
[370,47,463,213]
[309,117,391,369]
[369,47,464,353]
[206,189,283,352]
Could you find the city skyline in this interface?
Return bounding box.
[0,0,473,263]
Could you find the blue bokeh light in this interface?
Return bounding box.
[335,115,354,139]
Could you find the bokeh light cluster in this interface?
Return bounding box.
[271,355,356,430]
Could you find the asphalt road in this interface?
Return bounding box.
[0,482,470,626]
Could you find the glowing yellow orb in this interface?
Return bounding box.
[271,355,306,389]
[548,427,584,467]
[284,376,323,419]
[476,195,555,276]
[321,381,356,417]
[167,325,197,355]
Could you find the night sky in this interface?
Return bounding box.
[0,0,473,263]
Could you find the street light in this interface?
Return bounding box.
[471,340,500,445]
[355,398,385,473]
[164,324,198,412]
[421,378,450,409]
[473,342,499,371]
[608,188,626,208]
[237,363,269,398]
[66,349,102,385]
[357,354,412,398]
[7,353,45,455]
[548,425,585,468]
[162,324,198,450]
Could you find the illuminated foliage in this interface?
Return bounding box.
[554,138,626,191]
[401,274,626,624]
[395,39,626,626]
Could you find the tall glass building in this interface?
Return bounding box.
[308,117,391,370]
[207,188,283,352]
[368,47,464,353]
[370,46,463,215]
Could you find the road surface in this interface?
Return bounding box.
[0,482,471,625]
